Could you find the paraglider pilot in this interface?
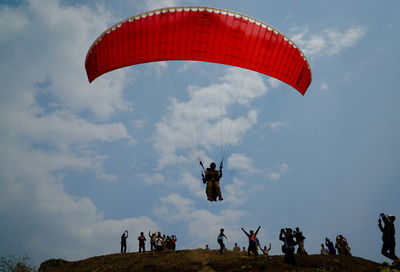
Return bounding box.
[201,161,223,201]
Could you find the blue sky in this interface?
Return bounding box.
[0,0,399,266]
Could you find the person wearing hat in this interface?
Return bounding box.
[378,213,399,261]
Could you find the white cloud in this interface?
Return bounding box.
[132,119,148,129]
[291,26,367,59]
[267,78,281,88]
[0,5,29,42]
[0,138,158,262]
[268,121,285,130]
[178,61,197,73]
[155,193,246,248]
[0,0,145,263]
[267,163,289,180]
[149,61,168,76]
[227,153,260,174]
[285,13,293,22]
[0,0,133,120]
[144,0,180,11]
[153,68,267,169]
[137,172,165,185]
[321,82,329,90]
[224,177,247,206]
[178,171,205,198]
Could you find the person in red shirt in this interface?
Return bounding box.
[170,235,177,250]
[138,232,146,252]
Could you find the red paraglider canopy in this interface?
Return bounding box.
[85,7,312,95]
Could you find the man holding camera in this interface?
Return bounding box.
[378,213,399,262]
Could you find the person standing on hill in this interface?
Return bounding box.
[259,243,271,256]
[280,228,297,265]
[155,232,163,251]
[325,238,336,255]
[120,230,128,253]
[171,235,177,250]
[335,234,351,256]
[378,213,399,262]
[320,243,329,255]
[325,237,336,255]
[148,231,156,251]
[241,226,261,257]
[217,228,227,253]
[138,232,146,252]
[294,227,308,255]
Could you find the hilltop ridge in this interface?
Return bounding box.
[39,249,399,272]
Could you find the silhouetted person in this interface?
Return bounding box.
[217,228,227,253]
[325,237,336,255]
[166,235,172,250]
[138,232,146,252]
[171,235,177,250]
[155,232,163,251]
[294,227,307,255]
[148,231,156,251]
[378,213,399,261]
[202,162,223,201]
[280,228,297,265]
[233,243,240,252]
[242,226,261,257]
[335,234,351,256]
[121,230,128,253]
[320,243,329,255]
[259,243,271,256]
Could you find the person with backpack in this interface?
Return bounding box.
[217,228,227,253]
[280,228,297,265]
[241,226,261,257]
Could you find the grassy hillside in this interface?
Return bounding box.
[39,249,399,272]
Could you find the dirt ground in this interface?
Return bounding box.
[39,249,400,272]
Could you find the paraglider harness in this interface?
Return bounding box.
[200,160,223,202]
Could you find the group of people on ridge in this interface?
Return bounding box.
[120,230,177,253]
[121,210,398,266]
[279,227,308,265]
[321,235,351,256]
[217,226,271,257]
